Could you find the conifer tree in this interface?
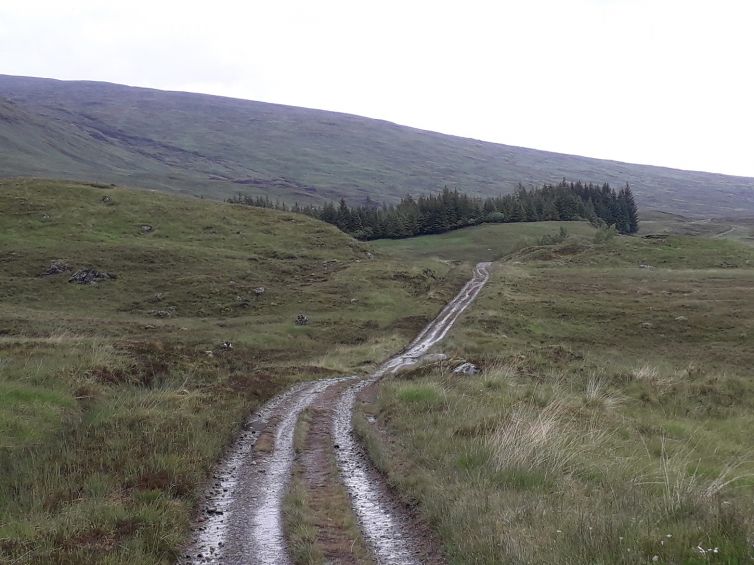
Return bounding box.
[622,183,640,233]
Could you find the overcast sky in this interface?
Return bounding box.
[1,0,752,177]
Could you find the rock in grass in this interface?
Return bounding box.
[295,313,309,326]
[148,307,176,318]
[41,260,71,276]
[453,362,480,375]
[68,268,117,285]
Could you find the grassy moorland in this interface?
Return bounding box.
[0,179,470,564]
[3,74,754,216]
[358,229,754,563]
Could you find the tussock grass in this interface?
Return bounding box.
[487,399,608,479]
[638,439,754,517]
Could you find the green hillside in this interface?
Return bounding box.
[2,74,754,217]
[0,179,467,563]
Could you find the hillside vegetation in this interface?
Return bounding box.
[359,232,754,563]
[0,179,469,564]
[2,74,754,217]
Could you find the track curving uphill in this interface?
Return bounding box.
[181,262,492,564]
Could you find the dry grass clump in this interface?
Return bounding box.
[365,352,754,563]
[636,438,754,516]
[487,399,608,478]
[584,375,624,410]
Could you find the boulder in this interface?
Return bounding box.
[453,362,480,375]
[254,287,266,295]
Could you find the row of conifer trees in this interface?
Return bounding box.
[229,180,639,240]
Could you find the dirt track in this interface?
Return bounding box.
[181,262,492,564]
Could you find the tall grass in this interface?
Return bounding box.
[488,400,607,479]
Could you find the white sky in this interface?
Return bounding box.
[1,0,752,177]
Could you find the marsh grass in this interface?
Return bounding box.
[359,234,754,563]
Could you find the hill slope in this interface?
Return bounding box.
[2,74,754,217]
[0,178,467,563]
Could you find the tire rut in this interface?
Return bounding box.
[333,262,491,564]
[294,382,375,564]
[180,377,355,564]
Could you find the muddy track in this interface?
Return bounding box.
[295,382,375,564]
[181,262,491,564]
[180,377,356,564]
[333,262,491,564]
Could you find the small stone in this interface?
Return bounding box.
[453,362,480,375]
[148,307,176,318]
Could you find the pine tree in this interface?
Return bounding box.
[622,183,639,233]
[336,199,351,231]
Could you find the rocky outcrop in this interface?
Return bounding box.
[68,268,117,285]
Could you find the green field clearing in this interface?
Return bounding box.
[373,221,597,263]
